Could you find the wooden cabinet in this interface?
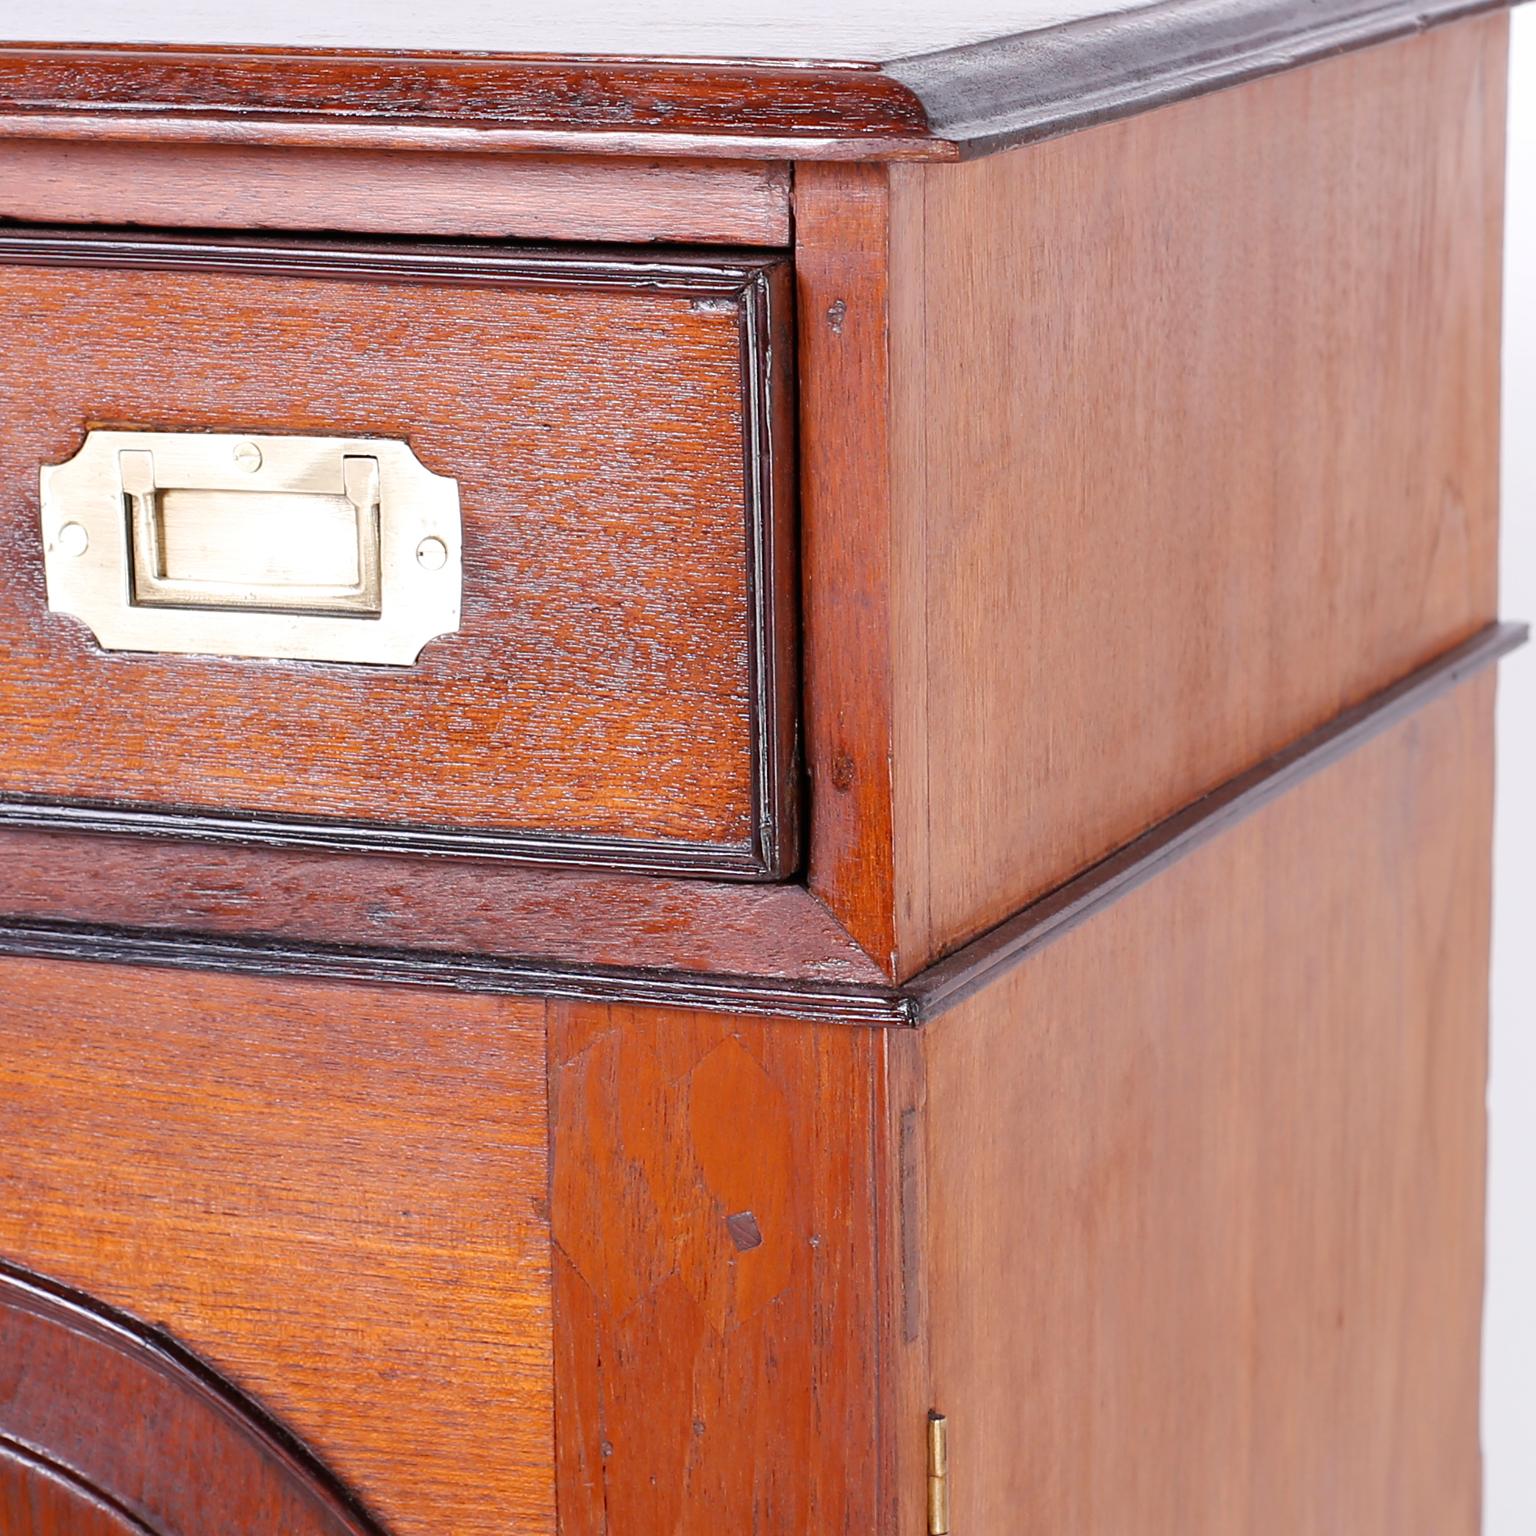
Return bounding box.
[0,4,1524,1533]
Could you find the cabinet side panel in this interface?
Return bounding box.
[549,1002,884,1532]
[890,16,1508,967]
[919,675,1495,1533]
[0,962,553,1536]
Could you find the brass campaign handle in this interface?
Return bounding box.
[40,430,462,667]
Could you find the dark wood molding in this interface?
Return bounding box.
[0,230,799,882]
[908,621,1528,1019]
[0,920,918,1026]
[739,258,803,880]
[887,0,1513,157]
[0,624,1519,1025]
[0,1261,387,1535]
[0,47,934,158]
[0,226,782,295]
[0,0,1515,162]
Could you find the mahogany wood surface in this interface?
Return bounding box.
[0,833,888,987]
[0,623,1517,1026]
[0,0,1516,160]
[0,1453,150,1536]
[0,143,793,246]
[0,233,797,878]
[0,1264,384,1536]
[548,1002,886,1533]
[868,20,1506,972]
[794,162,907,970]
[900,675,1496,1533]
[0,962,553,1536]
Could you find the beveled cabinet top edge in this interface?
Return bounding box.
[0,624,1520,1028]
[0,0,1514,162]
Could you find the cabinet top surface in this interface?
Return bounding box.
[1,0,1158,62]
[0,0,1511,159]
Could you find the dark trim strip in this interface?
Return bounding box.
[0,803,774,878]
[0,230,798,883]
[0,624,1519,1023]
[0,921,915,1026]
[889,0,1510,159]
[0,228,783,294]
[908,621,1527,1019]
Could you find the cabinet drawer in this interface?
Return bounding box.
[0,233,797,878]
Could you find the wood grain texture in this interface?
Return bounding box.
[0,1449,145,1536]
[0,1263,384,1536]
[0,0,1514,160]
[0,1451,148,1536]
[0,234,797,877]
[0,142,792,246]
[0,624,1515,1027]
[884,18,1508,970]
[907,623,1525,1020]
[0,45,932,159]
[549,1002,884,1532]
[794,163,908,971]
[908,674,1496,1533]
[0,961,553,1536]
[0,831,887,986]
[878,1026,932,1536]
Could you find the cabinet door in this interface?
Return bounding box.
[0,963,553,1536]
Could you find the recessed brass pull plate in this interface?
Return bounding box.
[40,431,462,666]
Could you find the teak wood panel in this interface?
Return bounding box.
[0,961,553,1536]
[548,1003,886,1534]
[0,235,797,878]
[901,675,1496,1533]
[847,18,1506,972]
[0,143,793,247]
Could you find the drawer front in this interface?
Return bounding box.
[0,233,796,877]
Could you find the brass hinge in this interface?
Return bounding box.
[928,1411,950,1535]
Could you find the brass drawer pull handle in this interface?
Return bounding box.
[40,430,462,666]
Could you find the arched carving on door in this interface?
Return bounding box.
[0,1260,389,1536]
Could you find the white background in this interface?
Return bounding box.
[1488,8,1534,1533]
